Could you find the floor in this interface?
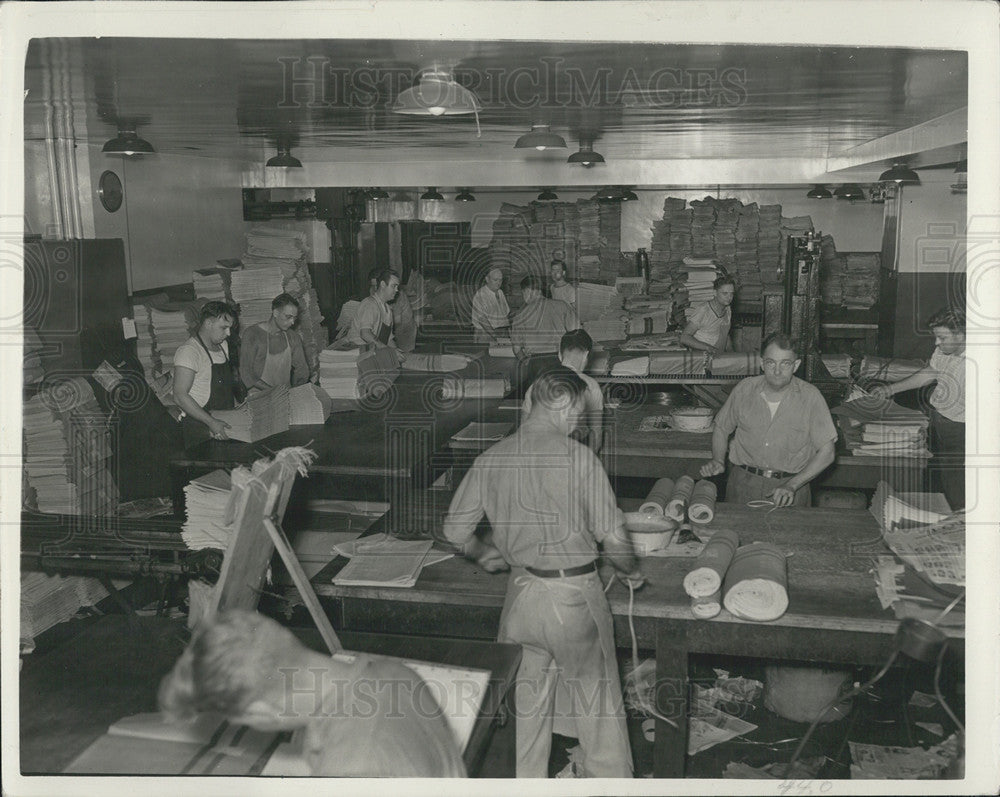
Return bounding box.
[19,587,963,780]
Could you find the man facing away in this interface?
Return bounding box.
[443,366,642,778]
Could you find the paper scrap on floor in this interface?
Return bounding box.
[849,734,960,779]
[688,702,757,755]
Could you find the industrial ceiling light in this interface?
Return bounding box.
[392,69,482,116]
[266,140,302,168]
[806,184,832,199]
[567,139,604,168]
[951,159,968,194]
[102,127,155,155]
[367,187,390,200]
[455,188,476,202]
[537,188,558,201]
[878,161,920,184]
[514,123,567,151]
[833,184,865,201]
[420,187,444,201]
[595,186,624,201]
[620,186,639,202]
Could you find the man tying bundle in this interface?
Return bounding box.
[443,366,642,778]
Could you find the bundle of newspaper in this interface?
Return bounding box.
[212,385,290,443]
[181,469,233,550]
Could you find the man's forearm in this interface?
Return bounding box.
[888,367,937,395]
[786,441,836,491]
[710,426,729,464]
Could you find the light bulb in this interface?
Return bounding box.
[428,107,446,117]
[535,145,546,151]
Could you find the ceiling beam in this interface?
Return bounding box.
[825,107,967,173]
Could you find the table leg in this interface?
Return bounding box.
[653,622,689,778]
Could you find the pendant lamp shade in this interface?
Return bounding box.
[455,188,476,202]
[833,184,865,200]
[567,140,604,167]
[595,186,623,201]
[266,141,302,168]
[102,128,155,155]
[515,124,567,150]
[421,187,444,201]
[806,184,832,199]
[367,187,390,200]
[537,188,558,201]
[393,70,481,116]
[878,162,920,184]
[620,187,638,201]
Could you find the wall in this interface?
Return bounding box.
[87,146,252,293]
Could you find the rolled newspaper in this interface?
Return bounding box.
[688,479,718,524]
[691,590,722,619]
[440,376,509,400]
[682,528,739,598]
[666,475,696,521]
[722,543,789,622]
[639,477,675,516]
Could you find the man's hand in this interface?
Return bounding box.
[622,569,646,590]
[207,417,231,440]
[868,383,892,402]
[476,545,510,573]
[700,459,725,478]
[770,484,797,507]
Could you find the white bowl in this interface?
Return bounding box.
[670,407,714,432]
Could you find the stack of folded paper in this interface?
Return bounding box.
[182,469,233,550]
[213,385,290,443]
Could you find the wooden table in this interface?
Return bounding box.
[168,355,516,516]
[284,502,961,778]
[603,403,927,492]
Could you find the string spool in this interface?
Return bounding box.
[682,528,739,598]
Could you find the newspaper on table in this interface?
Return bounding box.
[849,734,960,779]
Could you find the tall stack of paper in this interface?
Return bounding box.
[23,393,78,514]
[213,385,290,443]
[230,267,284,327]
[182,469,233,550]
[318,347,362,399]
[832,397,931,458]
[132,303,159,376]
[289,383,332,425]
[575,282,619,322]
[149,308,191,373]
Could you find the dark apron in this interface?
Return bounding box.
[181,337,236,450]
[375,304,393,346]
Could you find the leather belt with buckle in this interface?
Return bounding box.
[525,561,598,579]
[738,463,796,480]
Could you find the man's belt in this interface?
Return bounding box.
[525,561,598,579]
[737,463,796,480]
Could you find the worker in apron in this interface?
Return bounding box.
[239,293,312,393]
[444,366,643,778]
[345,268,402,361]
[172,301,238,449]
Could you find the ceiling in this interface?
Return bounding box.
[24,37,969,176]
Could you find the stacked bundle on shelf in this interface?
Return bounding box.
[318,347,363,399]
[576,200,602,281]
[689,197,717,259]
[66,384,120,517]
[598,201,623,282]
[734,203,762,306]
[842,253,880,309]
[712,201,739,270]
[192,267,229,301]
[182,469,232,550]
[21,571,112,648]
[757,205,783,284]
[23,326,45,384]
[132,303,159,376]
[832,397,931,458]
[623,295,674,336]
[23,393,78,514]
[229,266,284,327]
[149,307,192,373]
[575,282,620,322]
[213,385,290,443]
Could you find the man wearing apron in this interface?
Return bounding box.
[172,301,238,449]
[239,293,312,393]
[345,268,401,358]
[443,366,643,778]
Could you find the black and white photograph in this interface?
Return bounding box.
[1,2,998,795]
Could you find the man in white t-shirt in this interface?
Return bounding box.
[522,329,604,454]
[346,269,403,361]
[548,259,576,307]
[871,307,966,509]
[172,301,239,448]
[680,275,735,355]
[471,267,511,343]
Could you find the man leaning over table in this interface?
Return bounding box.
[443,366,641,778]
[700,332,836,507]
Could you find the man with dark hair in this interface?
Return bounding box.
[871,306,966,508]
[522,329,604,454]
[158,610,466,777]
[700,332,836,506]
[443,365,641,778]
[548,258,576,307]
[172,300,239,447]
[345,268,403,360]
[680,274,736,354]
[239,292,312,392]
[366,267,417,353]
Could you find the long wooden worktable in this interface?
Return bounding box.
[282,501,962,778]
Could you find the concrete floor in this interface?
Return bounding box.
[19,601,962,780]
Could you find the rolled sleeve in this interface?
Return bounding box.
[579,448,618,544]
[713,380,743,436]
[442,463,486,547]
[808,390,838,448]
